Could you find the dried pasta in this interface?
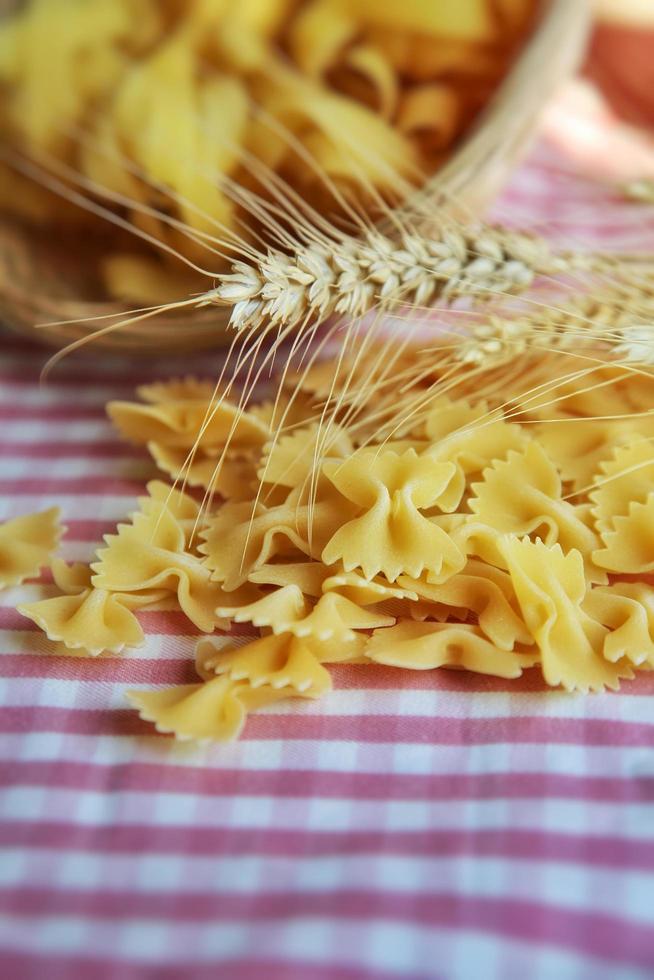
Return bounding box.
[366,621,537,678]
[501,538,633,693]
[470,442,604,581]
[593,493,654,574]
[18,561,146,657]
[17,341,654,742]
[322,448,464,581]
[91,492,230,632]
[589,438,654,533]
[0,508,62,589]
[0,0,537,299]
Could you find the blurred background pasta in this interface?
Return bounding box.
[0,0,536,303]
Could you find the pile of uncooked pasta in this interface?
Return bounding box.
[4,345,654,741]
[0,0,536,303]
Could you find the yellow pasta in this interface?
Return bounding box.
[535,419,632,491]
[366,621,537,678]
[259,424,354,491]
[322,448,464,581]
[91,495,229,632]
[0,508,62,589]
[249,561,333,597]
[137,377,217,404]
[201,479,358,589]
[593,493,654,574]
[108,397,269,452]
[127,675,300,743]
[323,569,419,605]
[149,442,258,500]
[0,0,536,300]
[18,572,145,658]
[425,398,529,480]
[501,538,633,693]
[589,438,654,534]
[469,442,604,581]
[396,562,532,651]
[584,583,654,668]
[196,632,333,692]
[18,335,654,741]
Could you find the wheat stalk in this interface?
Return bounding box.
[202,224,582,333]
[455,280,654,367]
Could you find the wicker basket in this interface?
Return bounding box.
[0,0,591,353]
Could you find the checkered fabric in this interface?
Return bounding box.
[1,143,654,980]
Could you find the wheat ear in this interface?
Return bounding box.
[203,224,585,333]
[456,281,654,366]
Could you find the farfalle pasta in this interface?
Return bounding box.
[583,583,654,667]
[108,396,269,453]
[17,345,654,742]
[91,493,229,632]
[201,478,359,590]
[397,561,532,651]
[366,621,538,678]
[196,633,334,692]
[593,493,654,574]
[535,419,633,491]
[126,675,303,743]
[470,441,604,581]
[322,448,464,581]
[501,538,633,693]
[0,508,62,589]
[589,438,654,533]
[18,560,147,657]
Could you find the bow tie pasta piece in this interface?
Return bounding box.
[258,423,353,491]
[397,563,532,650]
[589,439,654,534]
[137,377,217,404]
[141,480,201,522]
[441,519,506,570]
[196,632,333,693]
[469,441,604,581]
[201,483,358,589]
[50,558,169,609]
[18,560,150,657]
[423,396,495,441]
[139,480,209,547]
[18,585,145,657]
[218,584,394,642]
[593,494,654,574]
[201,501,308,589]
[216,584,308,629]
[424,398,528,478]
[250,390,317,432]
[501,537,633,693]
[523,366,636,423]
[322,569,419,605]
[92,503,227,632]
[275,592,395,643]
[148,442,258,501]
[366,621,538,678]
[535,419,632,492]
[249,561,333,597]
[0,508,62,588]
[107,397,269,452]
[127,674,315,743]
[51,559,93,594]
[322,448,464,581]
[584,583,654,667]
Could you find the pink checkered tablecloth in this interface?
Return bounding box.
[1,143,654,980]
